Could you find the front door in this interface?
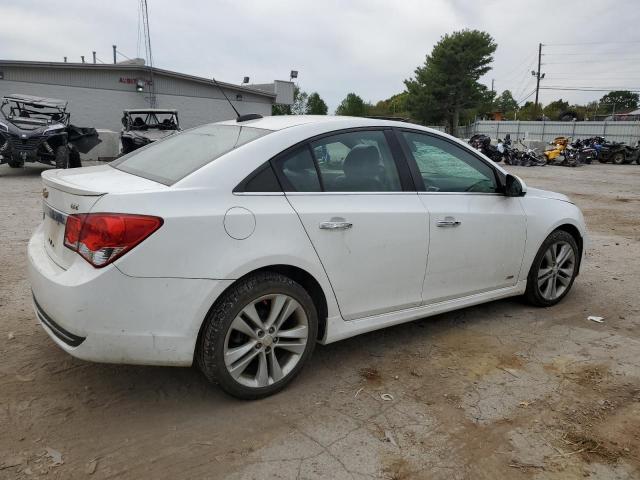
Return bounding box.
[273,130,429,320]
[398,130,526,304]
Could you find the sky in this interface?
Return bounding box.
[2,0,640,113]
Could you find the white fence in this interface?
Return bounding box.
[456,121,640,145]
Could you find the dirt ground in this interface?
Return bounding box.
[1,162,639,480]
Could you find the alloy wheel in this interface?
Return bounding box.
[537,241,575,301]
[223,294,309,388]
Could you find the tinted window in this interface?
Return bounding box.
[401,131,497,193]
[239,163,281,192]
[310,131,401,192]
[112,124,271,185]
[274,148,321,192]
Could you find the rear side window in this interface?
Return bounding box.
[310,131,402,192]
[111,124,271,185]
[273,148,321,192]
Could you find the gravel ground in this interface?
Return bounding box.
[0,162,639,480]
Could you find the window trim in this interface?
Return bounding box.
[393,128,506,194]
[270,127,417,194]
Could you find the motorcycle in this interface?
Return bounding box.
[515,139,546,167]
[570,138,596,164]
[469,134,503,162]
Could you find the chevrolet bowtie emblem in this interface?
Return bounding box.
[42,188,49,198]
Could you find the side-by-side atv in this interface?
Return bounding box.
[0,94,83,169]
[120,109,180,154]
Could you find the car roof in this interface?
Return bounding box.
[2,94,67,108]
[215,115,422,132]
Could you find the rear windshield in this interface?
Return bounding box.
[111,124,271,185]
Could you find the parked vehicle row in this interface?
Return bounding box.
[469,133,640,167]
[0,92,182,169]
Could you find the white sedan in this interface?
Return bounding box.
[28,115,586,399]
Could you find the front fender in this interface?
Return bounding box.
[519,197,587,282]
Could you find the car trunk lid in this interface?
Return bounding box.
[41,165,166,269]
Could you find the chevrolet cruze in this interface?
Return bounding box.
[28,115,586,399]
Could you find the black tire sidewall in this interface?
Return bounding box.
[55,145,69,169]
[525,230,579,307]
[613,153,625,165]
[198,272,318,399]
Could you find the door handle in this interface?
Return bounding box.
[319,221,353,230]
[436,217,461,228]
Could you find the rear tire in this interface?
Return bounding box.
[55,145,69,169]
[197,271,318,399]
[525,230,579,307]
[7,159,22,168]
[612,152,625,165]
[68,146,82,168]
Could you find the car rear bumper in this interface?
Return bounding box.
[28,223,233,366]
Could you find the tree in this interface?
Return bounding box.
[306,92,328,115]
[599,90,639,114]
[517,101,538,121]
[405,30,497,131]
[543,99,570,120]
[272,86,308,115]
[367,92,410,118]
[335,93,367,116]
[494,90,518,116]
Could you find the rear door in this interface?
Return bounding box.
[273,129,429,321]
[397,130,526,304]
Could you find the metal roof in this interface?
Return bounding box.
[124,109,178,114]
[2,93,68,108]
[0,60,277,99]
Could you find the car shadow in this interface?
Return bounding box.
[36,296,530,411]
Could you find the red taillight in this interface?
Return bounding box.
[64,213,163,268]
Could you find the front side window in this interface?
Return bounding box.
[112,124,271,185]
[310,131,402,192]
[401,131,498,193]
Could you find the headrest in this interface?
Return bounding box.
[343,145,381,177]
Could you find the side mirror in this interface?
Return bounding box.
[504,174,526,197]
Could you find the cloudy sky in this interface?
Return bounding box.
[2,0,639,112]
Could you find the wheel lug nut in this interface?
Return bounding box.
[257,330,264,337]
[265,347,271,353]
[273,337,279,343]
[255,343,262,349]
[268,327,275,334]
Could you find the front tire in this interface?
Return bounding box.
[55,145,69,169]
[525,230,579,307]
[68,145,82,168]
[197,272,318,399]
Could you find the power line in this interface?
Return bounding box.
[517,88,536,105]
[544,41,640,47]
[116,50,132,60]
[541,86,640,92]
[543,58,640,65]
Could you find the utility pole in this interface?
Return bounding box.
[92,51,97,64]
[533,43,544,119]
[491,79,495,94]
[112,45,117,64]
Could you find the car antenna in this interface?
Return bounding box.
[211,76,262,123]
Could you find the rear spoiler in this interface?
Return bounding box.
[41,170,106,196]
